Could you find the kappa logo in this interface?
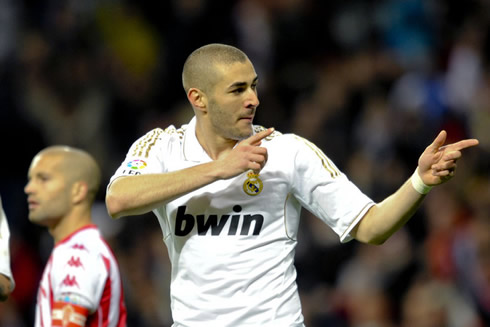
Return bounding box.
[67,256,84,269]
[61,275,80,288]
[71,244,88,251]
[175,205,264,236]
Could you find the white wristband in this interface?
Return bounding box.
[411,168,432,194]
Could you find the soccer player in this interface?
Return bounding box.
[0,195,15,301]
[105,43,479,326]
[25,146,126,327]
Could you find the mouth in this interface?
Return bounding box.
[27,199,39,210]
[239,116,254,123]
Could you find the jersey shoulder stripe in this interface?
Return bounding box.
[131,128,163,158]
[292,135,341,178]
[130,125,187,158]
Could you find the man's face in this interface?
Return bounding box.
[206,59,260,140]
[24,154,72,227]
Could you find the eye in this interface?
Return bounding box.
[231,88,244,94]
[37,174,50,182]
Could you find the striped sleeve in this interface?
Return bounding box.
[289,135,374,241]
[109,126,181,185]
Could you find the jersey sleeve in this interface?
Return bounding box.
[50,246,108,312]
[108,127,176,187]
[288,135,375,242]
[0,197,15,291]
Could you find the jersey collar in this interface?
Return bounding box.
[55,224,98,247]
[183,116,213,163]
[183,116,258,162]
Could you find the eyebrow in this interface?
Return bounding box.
[227,76,258,90]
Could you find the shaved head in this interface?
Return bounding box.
[182,43,249,94]
[35,146,101,203]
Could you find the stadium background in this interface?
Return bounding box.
[0,0,489,326]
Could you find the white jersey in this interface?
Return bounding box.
[0,196,15,292]
[109,117,375,326]
[35,225,126,327]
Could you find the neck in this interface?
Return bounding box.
[49,206,93,244]
[195,120,237,160]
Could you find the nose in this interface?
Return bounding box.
[24,180,33,195]
[246,88,260,109]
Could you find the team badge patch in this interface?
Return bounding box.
[243,171,263,196]
[126,159,147,170]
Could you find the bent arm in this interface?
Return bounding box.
[106,161,225,219]
[106,128,274,219]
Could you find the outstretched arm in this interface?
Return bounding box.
[352,130,479,245]
[106,128,274,219]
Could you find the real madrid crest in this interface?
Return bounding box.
[243,171,263,196]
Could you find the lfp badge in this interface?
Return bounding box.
[127,159,147,170]
[243,171,263,196]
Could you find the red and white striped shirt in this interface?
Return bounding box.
[35,225,126,327]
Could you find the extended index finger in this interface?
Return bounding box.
[244,127,275,146]
[440,138,479,152]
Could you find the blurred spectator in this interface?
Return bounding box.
[453,176,490,326]
[400,275,479,327]
[423,185,472,281]
[16,28,119,185]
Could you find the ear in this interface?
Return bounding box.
[187,88,207,113]
[71,181,89,205]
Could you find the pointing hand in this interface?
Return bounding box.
[217,128,274,179]
[417,130,479,186]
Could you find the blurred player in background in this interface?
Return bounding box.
[106,43,478,326]
[0,195,15,301]
[25,146,126,326]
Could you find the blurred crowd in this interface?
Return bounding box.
[0,0,489,326]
